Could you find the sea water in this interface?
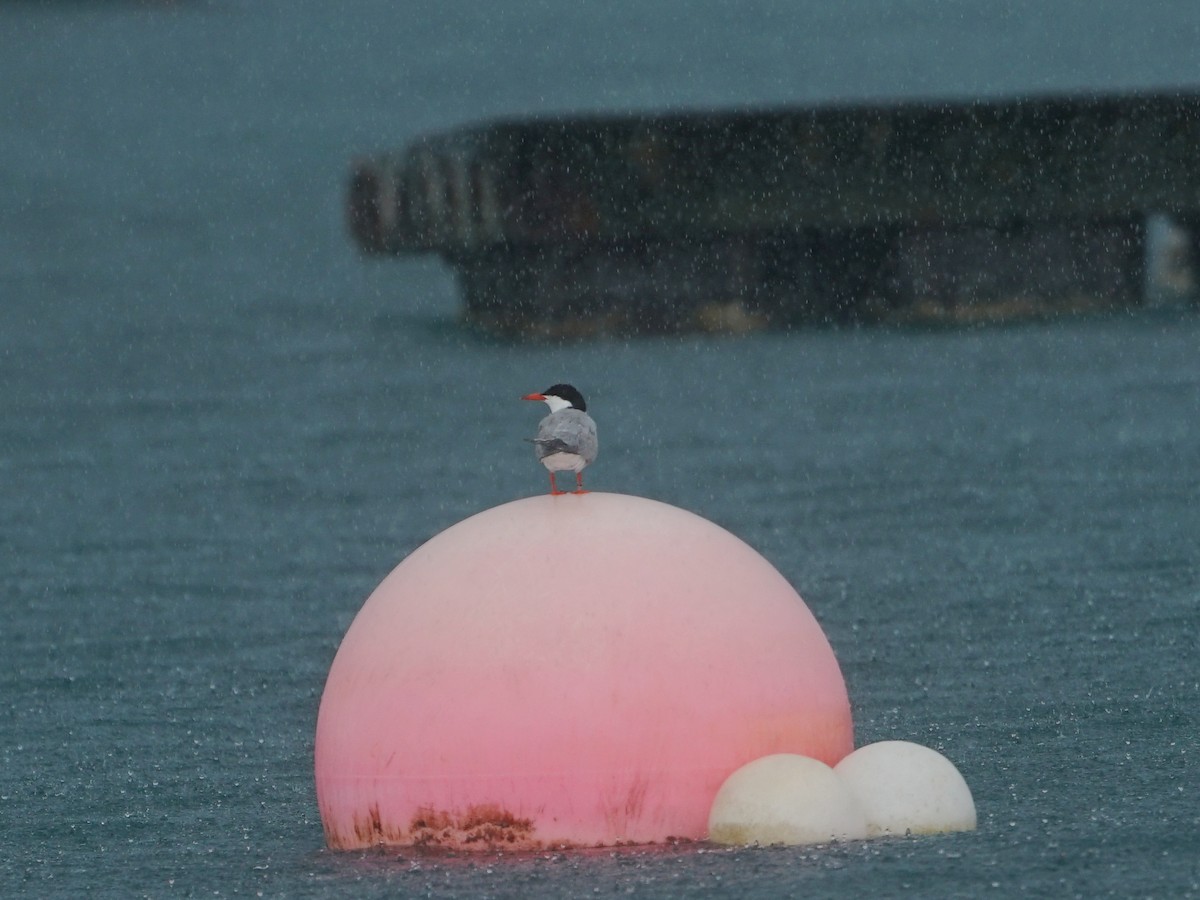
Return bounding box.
[2,2,1198,896]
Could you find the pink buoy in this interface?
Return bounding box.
[314,493,853,850]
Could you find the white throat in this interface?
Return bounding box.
[543,396,573,413]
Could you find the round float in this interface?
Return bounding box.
[707,753,869,846]
[314,492,852,850]
[834,740,977,836]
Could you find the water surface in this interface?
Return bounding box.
[2,2,1198,896]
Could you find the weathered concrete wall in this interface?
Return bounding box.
[348,90,1200,333]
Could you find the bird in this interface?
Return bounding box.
[522,383,598,495]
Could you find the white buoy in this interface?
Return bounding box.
[707,754,869,846]
[834,741,976,837]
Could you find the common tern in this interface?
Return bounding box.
[522,383,598,495]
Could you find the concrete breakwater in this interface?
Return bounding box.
[348,90,1200,334]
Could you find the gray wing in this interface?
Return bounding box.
[533,409,598,464]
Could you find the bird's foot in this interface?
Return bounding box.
[550,488,568,496]
[571,488,589,495]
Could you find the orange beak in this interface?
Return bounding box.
[522,393,546,401]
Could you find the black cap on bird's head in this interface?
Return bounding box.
[542,384,586,411]
[522,383,587,411]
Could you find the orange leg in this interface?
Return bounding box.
[572,472,588,495]
[549,472,567,496]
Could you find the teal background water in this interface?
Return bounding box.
[2,2,1198,896]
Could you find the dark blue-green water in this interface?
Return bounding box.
[2,2,1199,896]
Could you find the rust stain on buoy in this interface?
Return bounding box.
[342,802,404,847]
[411,803,537,848]
[325,802,543,851]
